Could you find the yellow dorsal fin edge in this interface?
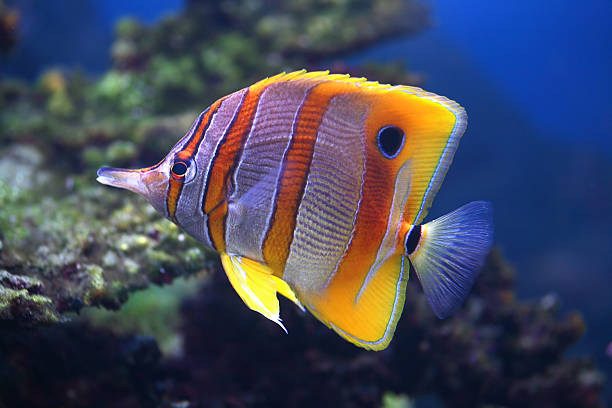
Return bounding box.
[253,70,464,116]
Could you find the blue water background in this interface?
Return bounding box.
[2,0,611,399]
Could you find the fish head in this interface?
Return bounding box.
[96,146,198,219]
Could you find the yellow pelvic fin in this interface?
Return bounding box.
[302,253,407,351]
[219,253,304,332]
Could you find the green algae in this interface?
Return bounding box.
[0,1,607,406]
[0,0,427,166]
[0,250,605,407]
[82,276,202,357]
[0,0,427,324]
[0,270,58,323]
[0,142,214,320]
[381,393,414,408]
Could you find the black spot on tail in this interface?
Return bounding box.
[405,225,422,255]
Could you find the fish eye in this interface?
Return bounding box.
[170,158,197,183]
[377,126,405,159]
[171,160,189,179]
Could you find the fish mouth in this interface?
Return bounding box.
[97,167,147,195]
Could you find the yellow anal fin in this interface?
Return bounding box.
[302,253,407,351]
[220,253,303,332]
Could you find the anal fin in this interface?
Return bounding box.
[220,253,304,332]
[302,253,408,351]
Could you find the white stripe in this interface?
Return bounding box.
[200,88,249,216]
[175,89,248,249]
[355,159,412,302]
[321,103,368,290]
[224,81,314,261]
[175,109,221,248]
[284,94,368,293]
[260,83,314,249]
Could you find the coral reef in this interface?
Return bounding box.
[161,249,604,407]
[1,0,426,171]
[0,0,607,406]
[0,143,213,321]
[0,250,605,407]
[82,277,202,357]
[0,0,425,320]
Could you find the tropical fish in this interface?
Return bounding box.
[97,70,493,350]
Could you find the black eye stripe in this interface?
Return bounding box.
[377,126,405,159]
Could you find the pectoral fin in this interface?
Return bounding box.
[219,253,304,331]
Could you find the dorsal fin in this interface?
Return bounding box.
[255,69,466,224]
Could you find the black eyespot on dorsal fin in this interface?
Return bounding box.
[377,125,405,159]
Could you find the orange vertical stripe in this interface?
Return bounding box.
[203,80,277,251]
[166,178,183,222]
[304,91,413,342]
[207,200,228,251]
[262,83,338,272]
[166,101,221,221]
[180,97,224,159]
[311,151,395,299]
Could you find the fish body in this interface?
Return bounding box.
[97,71,493,350]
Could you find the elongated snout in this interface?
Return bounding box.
[96,167,147,195]
[97,163,170,216]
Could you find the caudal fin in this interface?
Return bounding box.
[409,201,493,318]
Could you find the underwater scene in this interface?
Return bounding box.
[1,0,610,407]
